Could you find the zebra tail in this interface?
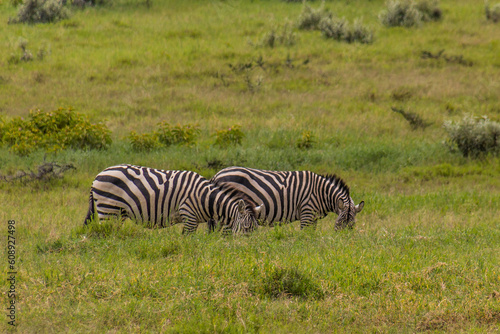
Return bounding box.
[84,188,95,225]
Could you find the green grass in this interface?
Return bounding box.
[1,0,499,332]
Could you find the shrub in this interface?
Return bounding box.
[253,266,324,299]
[9,0,70,24]
[416,0,442,22]
[127,122,199,151]
[348,20,375,44]
[0,108,111,156]
[259,23,297,48]
[379,0,422,27]
[486,3,500,23]
[10,0,24,6]
[297,2,332,30]
[297,130,315,149]
[214,125,245,147]
[320,17,374,44]
[128,131,161,152]
[319,17,348,40]
[444,114,500,158]
[156,122,200,146]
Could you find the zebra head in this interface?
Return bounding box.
[230,199,263,234]
[334,199,364,230]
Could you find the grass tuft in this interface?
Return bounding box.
[253,266,324,300]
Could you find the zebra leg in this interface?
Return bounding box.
[207,218,217,233]
[179,207,199,234]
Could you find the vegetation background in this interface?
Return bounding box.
[0,0,499,332]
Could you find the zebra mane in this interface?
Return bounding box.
[211,178,259,214]
[321,174,350,197]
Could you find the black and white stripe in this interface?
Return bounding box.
[84,165,261,234]
[211,166,364,230]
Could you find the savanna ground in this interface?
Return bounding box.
[0,0,499,332]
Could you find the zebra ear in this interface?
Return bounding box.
[338,200,345,211]
[355,201,364,213]
[237,199,246,214]
[254,204,263,213]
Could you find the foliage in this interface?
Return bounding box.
[444,114,500,158]
[297,2,332,30]
[214,125,245,147]
[296,130,315,149]
[0,108,111,156]
[391,107,431,130]
[9,0,70,24]
[128,131,161,152]
[252,266,324,299]
[485,2,500,23]
[156,122,200,147]
[416,0,442,22]
[10,0,24,6]
[379,0,423,27]
[297,2,373,44]
[127,123,200,151]
[259,23,297,48]
[319,17,374,44]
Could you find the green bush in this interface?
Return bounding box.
[486,3,500,23]
[416,0,442,22]
[444,114,500,158]
[9,0,70,24]
[297,2,332,30]
[259,23,297,48]
[379,0,423,27]
[157,122,200,146]
[319,17,374,44]
[127,122,199,151]
[128,131,161,152]
[214,125,245,147]
[0,108,111,156]
[319,17,347,40]
[10,0,24,6]
[253,266,324,299]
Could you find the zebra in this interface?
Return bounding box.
[210,166,364,230]
[84,164,262,234]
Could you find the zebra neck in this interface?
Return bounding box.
[208,188,231,224]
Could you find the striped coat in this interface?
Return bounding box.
[84,165,261,234]
[211,166,364,230]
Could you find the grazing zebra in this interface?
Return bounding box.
[210,166,364,230]
[84,165,262,234]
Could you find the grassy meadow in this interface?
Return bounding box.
[1,0,500,332]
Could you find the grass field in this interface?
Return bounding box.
[1,0,499,332]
